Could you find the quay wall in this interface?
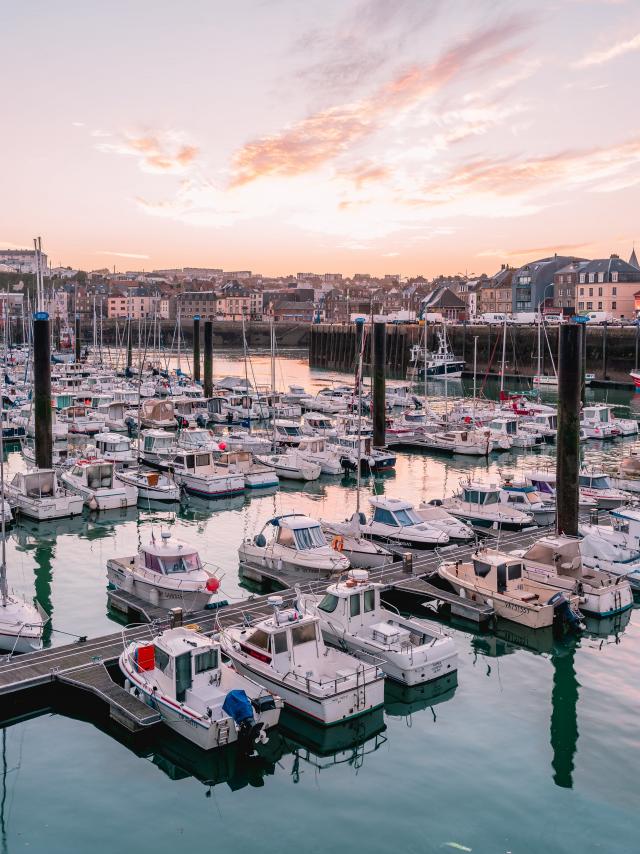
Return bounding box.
[309,323,640,385]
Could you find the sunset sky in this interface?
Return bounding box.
[2,0,640,277]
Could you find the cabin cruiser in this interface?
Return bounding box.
[298,569,457,686]
[222,430,272,455]
[215,450,279,489]
[239,514,350,578]
[411,428,494,456]
[385,384,420,409]
[438,550,583,630]
[116,468,181,502]
[58,405,105,436]
[512,535,633,617]
[273,419,304,448]
[487,416,543,449]
[415,502,475,541]
[308,388,349,415]
[283,384,314,406]
[578,469,634,509]
[176,427,220,454]
[60,459,138,510]
[139,429,179,468]
[140,399,176,429]
[518,411,558,442]
[221,596,385,725]
[94,432,136,468]
[255,451,321,481]
[361,498,449,549]
[579,508,640,590]
[441,481,534,530]
[301,412,337,438]
[108,531,222,610]
[329,435,396,473]
[499,479,556,527]
[525,470,599,511]
[295,436,343,475]
[170,451,245,499]
[610,413,638,436]
[581,404,620,439]
[96,401,131,432]
[120,626,282,750]
[319,512,394,569]
[3,468,84,520]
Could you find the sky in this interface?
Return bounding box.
[2,0,640,277]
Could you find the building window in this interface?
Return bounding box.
[598,272,604,283]
[589,288,593,297]
[613,287,617,295]
[612,272,618,282]
[579,274,586,284]
[598,288,603,297]
[578,302,584,310]
[587,302,593,310]
[579,288,584,296]
[589,273,595,283]
[612,301,617,310]
[598,302,602,310]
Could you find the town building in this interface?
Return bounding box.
[0,249,48,274]
[479,266,514,316]
[107,293,161,320]
[512,256,585,313]
[553,260,589,314]
[420,287,466,321]
[575,255,640,320]
[216,281,263,320]
[178,292,217,320]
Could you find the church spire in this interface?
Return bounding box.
[630,245,639,270]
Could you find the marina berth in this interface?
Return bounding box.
[120,626,282,750]
[438,550,583,630]
[60,459,138,510]
[221,596,385,725]
[361,497,450,548]
[298,569,458,686]
[239,514,350,578]
[107,530,223,611]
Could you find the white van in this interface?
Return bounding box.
[509,312,540,325]
[584,311,615,325]
[476,313,508,325]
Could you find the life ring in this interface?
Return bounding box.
[331,535,344,552]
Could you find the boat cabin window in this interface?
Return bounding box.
[195,453,210,467]
[144,551,162,572]
[364,589,375,612]
[394,508,420,526]
[194,648,219,674]
[291,623,317,646]
[464,489,479,504]
[294,525,326,550]
[247,629,270,650]
[272,632,288,655]
[373,507,397,526]
[175,652,192,702]
[160,552,201,574]
[154,645,171,673]
[87,464,113,489]
[507,562,522,580]
[280,425,301,436]
[474,560,492,578]
[350,594,361,617]
[276,526,295,547]
[612,518,629,534]
[318,593,339,613]
[583,475,609,489]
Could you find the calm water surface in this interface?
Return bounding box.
[1,352,638,854]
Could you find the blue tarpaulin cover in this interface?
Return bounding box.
[222,690,254,724]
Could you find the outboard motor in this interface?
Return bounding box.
[196,413,207,428]
[548,592,583,634]
[222,689,267,751]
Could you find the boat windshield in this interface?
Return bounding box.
[318,593,339,613]
[280,425,301,436]
[194,648,219,673]
[394,508,421,526]
[159,552,202,574]
[294,525,326,550]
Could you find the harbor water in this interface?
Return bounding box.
[1,351,639,854]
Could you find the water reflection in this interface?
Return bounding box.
[550,641,579,789]
[384,672,458,720]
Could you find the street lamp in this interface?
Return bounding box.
[538,282,555,316]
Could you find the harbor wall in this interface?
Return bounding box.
[309,323,640,385]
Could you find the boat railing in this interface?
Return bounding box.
[283,651,384,694]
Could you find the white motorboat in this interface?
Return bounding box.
[176,427,220,454]
[611,451,640,493]
[120,626,282,750]
[329,435,396,473]
[3,468,84,520]
[514,535,632,617]
[298,569,458,686]
[361,497,449,549]
[255,451,321,481]
[320,512,394,569]
[215,450,279,489]
[239,514,350,578]
[170,451,245,499]
[525,470,598,510]
[441,481,535,530]
[301,412,337,438]
[116,468,181,502]
[438,550,583,630]
[487,416,543,449]
[283,384,315,406]
[221,430,273,455]
[578,469,633,509]
[273,419,304,447]
[140,398,176,429]
[295,436,343,475]
[411,428,494,456]
[139,429,179,468]
[499,479,556,526]
[60,459,138,510]
[579,507,640,590]
[581,404,620,439]
[221,596,385,725]
[415,502,475,541]
[94,432,137,468]
[108,531,222,610]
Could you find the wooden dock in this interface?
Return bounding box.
[0,524,551,732]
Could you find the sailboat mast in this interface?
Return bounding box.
[500,315,507,395]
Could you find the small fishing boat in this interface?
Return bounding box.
[170,451,245,499]
[3,468,84,520]
[410,428,494,456]
[295,436,343,475]
[441,481,535,530]
[116,468,181,502]
[215,450,279,489]
[499,479,556,526]
[525,470,598,510]
[138,429,179,468]
[610,451,640,493]
[239,514,350,578]
[487,416,543,449]
[361,497,449,549]
[108,531,222,610]
[94,432,137,468]
[221,596,385,725]
[140,398,176,429]
[60,459,138,510]
[438,550,583,630]
[581,404,620,439]
[578,469,633,509]
[298,569,458,686]
[120,626,282,750]
[256,451,321,481]
[329,435,396,473]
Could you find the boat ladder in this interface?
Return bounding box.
[218,721,232,746]
[355,665,366,710]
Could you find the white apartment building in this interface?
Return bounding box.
[107,294,160,319]
[0,249,48,274]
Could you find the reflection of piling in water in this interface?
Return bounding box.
[193,316,201,383]
[556,324,582,536]
[33,543,54,646]
[550,645,579,789]
[33,315,53,470]
[203,320,213,397]
[372,321,386,448]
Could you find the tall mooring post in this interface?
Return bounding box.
[193,315,201,383]
[126,318,133,372]
[372,321,386,448]
[33,311,53,469]
[556,323,582,536]
[580,322,587,404]
[203,320,213,397]
[74,314,81,362]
